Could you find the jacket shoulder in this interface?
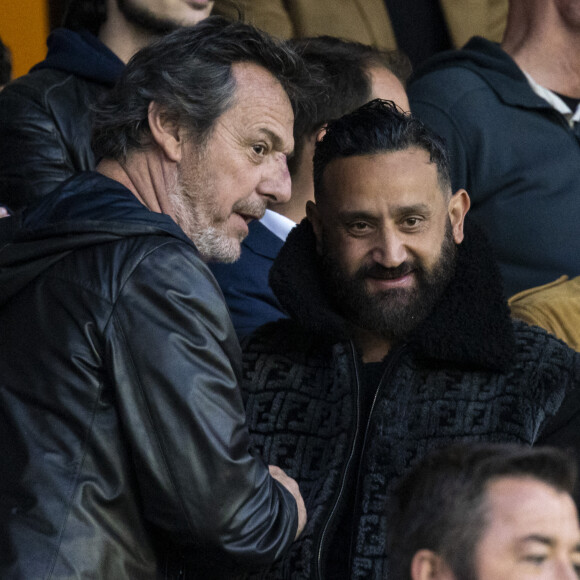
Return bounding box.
[511,319,580,378]
[243,318,314,356]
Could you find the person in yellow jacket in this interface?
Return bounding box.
[509,276,580,352]
[213,0,507,55]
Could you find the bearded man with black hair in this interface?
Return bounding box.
[239,99,580,580]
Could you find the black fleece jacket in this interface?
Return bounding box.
[241,218,580,580]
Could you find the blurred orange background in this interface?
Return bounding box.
[1,0,54,79]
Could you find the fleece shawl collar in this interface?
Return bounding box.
[269,217,515,372]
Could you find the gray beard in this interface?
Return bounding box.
[321,221,457,342]
[167,176,242,264]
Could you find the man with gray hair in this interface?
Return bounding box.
[0,17,307,579]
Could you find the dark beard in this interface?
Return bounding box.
[116,0,186,35]
[321,221,457,342]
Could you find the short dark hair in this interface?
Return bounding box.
[388,443,578,580]
[313,99,452,203]
[62,0,107,35]
[287,36,410,176]
[0,37,11,86]
[92,16,308,161]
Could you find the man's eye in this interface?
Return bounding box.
[252,144,266,156]
[404,217,421,227]
[349,222,369,232]
[523,554,547,565]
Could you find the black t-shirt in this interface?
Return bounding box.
[324,357,390,577]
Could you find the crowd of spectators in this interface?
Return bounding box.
[1,1,579,578]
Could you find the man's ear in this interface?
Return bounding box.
[410,549,456,580]
[306,200,324,255]
[147,101,184,163]
[447,189,470,244]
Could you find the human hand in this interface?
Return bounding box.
[269,465,307,539]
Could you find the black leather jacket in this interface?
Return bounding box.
[0,29,123,212]
[0,172,297,579]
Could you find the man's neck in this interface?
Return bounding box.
[98,9,159,64]
[97,155,175,217]
[502,3,580,97]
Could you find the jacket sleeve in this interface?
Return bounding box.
[0,75,90,212]
[536,348,580,503]
[105,241,298,572]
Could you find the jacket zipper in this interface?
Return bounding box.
[315,340,362,579]
[315,342,406,578]
[346,344,406,577]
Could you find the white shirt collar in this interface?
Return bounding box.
[523,71,580,126]
[259,209,297,242]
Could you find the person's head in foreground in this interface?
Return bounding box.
[389,443,580,580]
[92,15,308,263]
[308,99,470,358]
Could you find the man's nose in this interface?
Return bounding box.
[256,152,292,205]
[372,228,408,268]
[556,561,580,580]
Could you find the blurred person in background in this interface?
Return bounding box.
[0,36,12,91]
[389,443,580,580]
[0,0,214,214]
[210,35,410,338]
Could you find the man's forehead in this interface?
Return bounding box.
[485,477,580,533]
[319,149,444,208]
[226,61,294,153]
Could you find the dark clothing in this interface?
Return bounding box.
[408,37,580,296]
[0,29,123,212]
[0,173,297,579]
[383,0,452,68]
[241,219,580,579]
[210,220,288,338]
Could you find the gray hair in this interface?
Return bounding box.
[92,16,308,161]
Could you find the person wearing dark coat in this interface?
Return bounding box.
[407,0,580,297]
[0,19,308,579]
[0,0,213,214]
[239,100,580,580]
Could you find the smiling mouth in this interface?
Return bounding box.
[368,270,413,281]
[366,271,416,291]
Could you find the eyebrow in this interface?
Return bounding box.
[258,128,293,155]
[337,204,433,222]
[337,210,378,222]
[390,203,432,217]
[520,535,554,547]
[519,535,580,552]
